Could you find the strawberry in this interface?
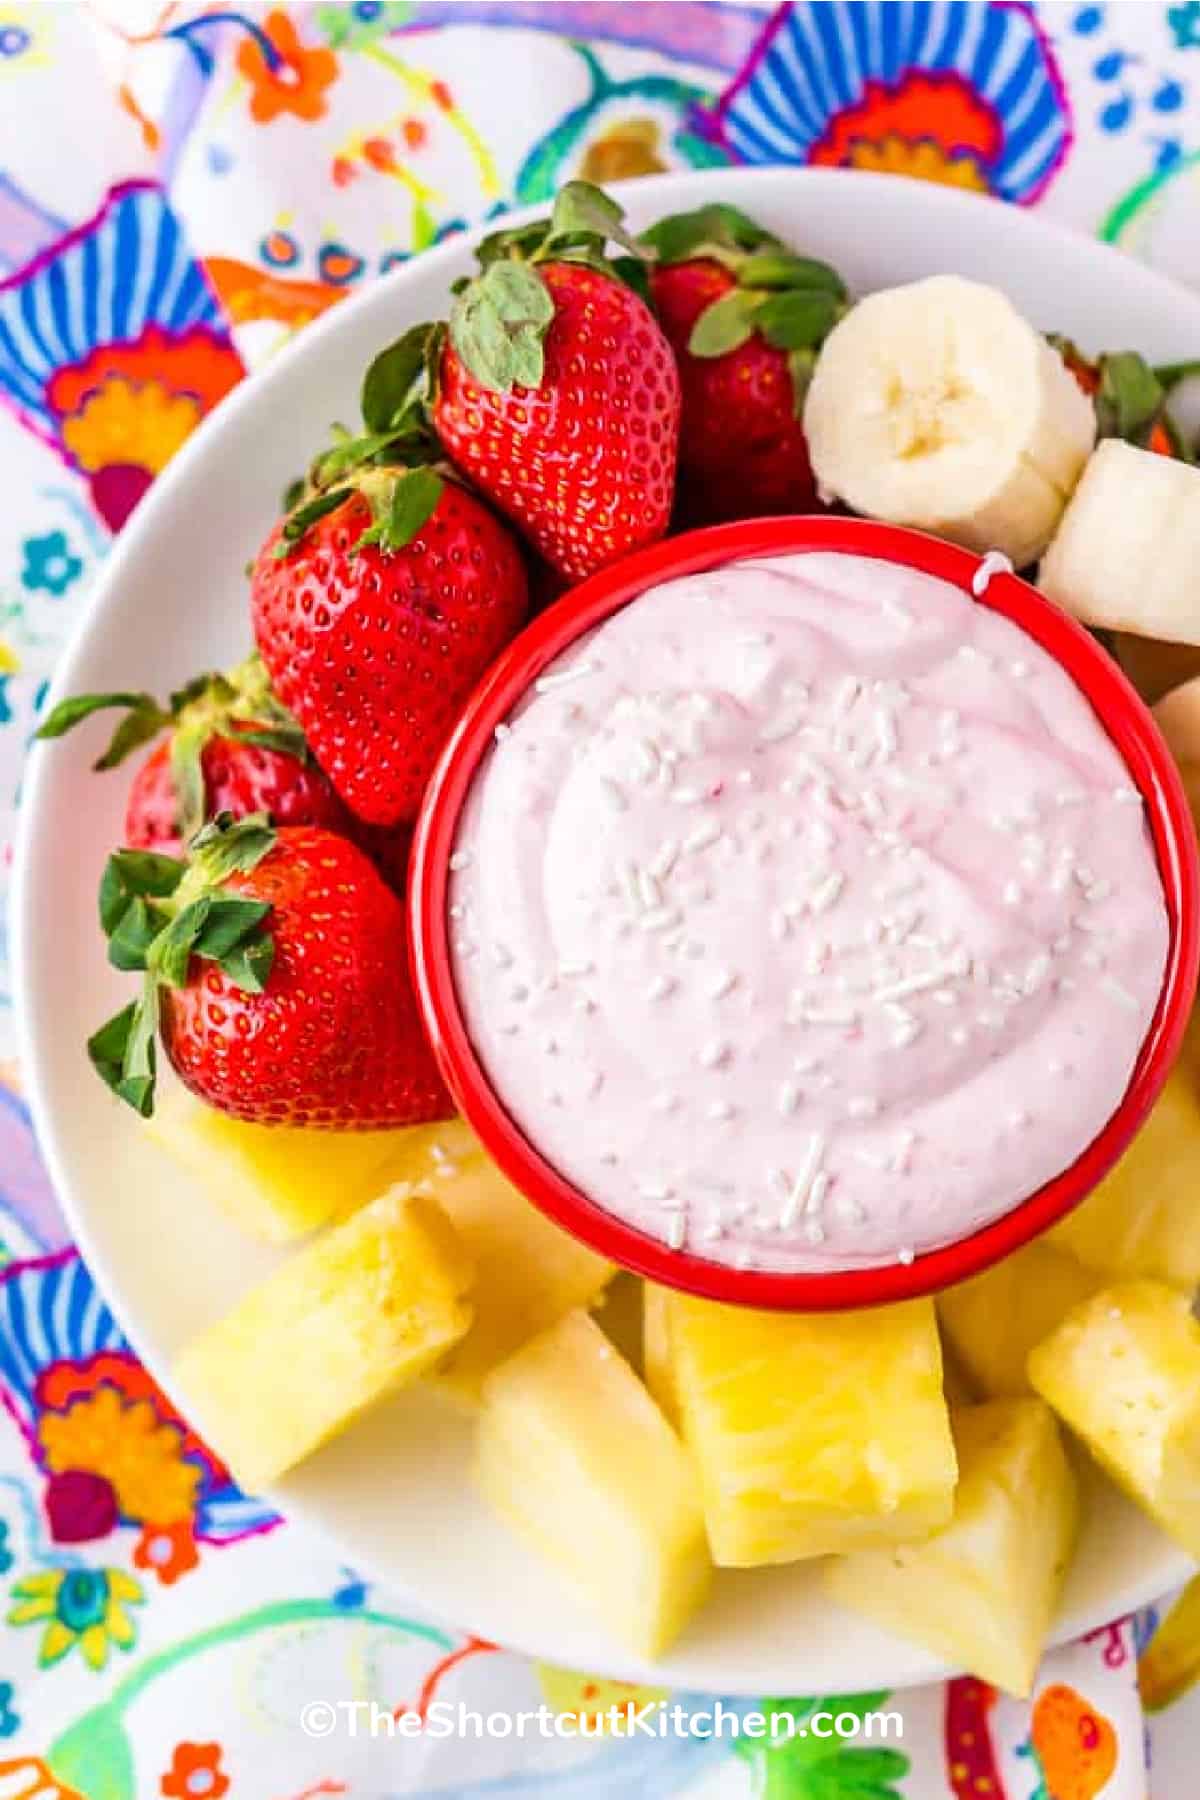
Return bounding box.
[37,657,353,855]
[89,813,450,1126]
[251,448,527,830]
[640,202,847,526]
[1055,340,1179,458]
[428,181,680,581]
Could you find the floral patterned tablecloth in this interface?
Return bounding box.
[1,5,1200,1795]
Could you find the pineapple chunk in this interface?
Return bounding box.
[1048,1069,1200,1288]
[146,1085,414,1244]
[476,1309,711,1658]
[395,1125,613,1400]
[666,1293,956,1566]
[642,1282,680,1432]
[175,1188,472,1491]
[826,1399,1078,1697]
[1029,1281,1200,1557]
[938,1241,1104,1399]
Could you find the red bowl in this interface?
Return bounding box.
[410,517,1200,1310]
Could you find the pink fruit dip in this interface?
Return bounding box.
[447,551,1168,1271]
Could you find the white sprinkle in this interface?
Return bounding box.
[1086,878,1113,904]
[666,1213,687,1251]
[629,738,660,782]
[535,661,595,692]
[1056,789,1086,809]
[1082,948,1104,969]
[808,870,846,915]
[792,1002,860,1027]
[1009,1109,1030,1130]
[1102,975,1139,1010]
[971,550,1014,597]
[874,708,898,761]
[651,1091,680,1116]
[637,869,662,910]
[600,1150,619,1165]
[958,643,992,665]
[833,676,861,716]
[770,909,791,943]
[1010,659,1030,679]
[559,959,594,978]
[542,1034,559,1056]
[708,969,738,1000]
[699,1038,731,1069]
[897,1246,916,1267]
[576,993,596,1014]
[874,957,966,1005]
[708,1099,735,1122]
[1058,976,1077,993]
[455,939,477,958]
[834,1193,867,1224]
[892,1020,923,1049]
[950,1025,970,1046]
[849,1096,880,1121]
[854,1148,888,1169]
[890,1130,916,1174]
[639,906,682,934]
[449,903,466,921]
[670,785,706,806]
[646,973,676,1002]
[1003,880,1023,906]
[649,840,679,880]
[598,775,627,813]
[1113,785,1142,806]
[491,941,513,970]
[638,1178,674,1202]
[759,708,808,746]
[448,850,472,872]
[498,1020,519,1036]
[1024,953,1051,994]
[882,596,913,627]
[585,1069,605,1097]
[737,630,774,648]
[778,1081,800,1116]
[684,819,722,854]
[931,988,958,1007]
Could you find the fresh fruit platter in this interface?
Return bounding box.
[17,168,1200,1695]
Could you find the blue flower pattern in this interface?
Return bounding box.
[19,530,82,598]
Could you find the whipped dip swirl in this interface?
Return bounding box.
[448,551,1168,1271]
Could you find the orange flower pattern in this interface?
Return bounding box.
[236,9,338,125]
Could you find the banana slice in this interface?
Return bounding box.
[1115,633,1200,706]
[1152,678,1200,832]
[1040,440,1200,644]
[804,275,1096,567]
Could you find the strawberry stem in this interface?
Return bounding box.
[89,813,278,1116]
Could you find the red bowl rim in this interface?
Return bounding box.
[409,517,1200,1310]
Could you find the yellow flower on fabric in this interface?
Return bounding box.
[60,376,201,477]
[845,134,990,191]
[8,1567,143,1670]
[39,1386,201,1525]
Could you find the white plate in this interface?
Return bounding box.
[14,169,1199,1695]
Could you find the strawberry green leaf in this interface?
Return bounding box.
[736,250,846,298]
[1096,352,1165,446]
[385,467,444,548]
[189,811,277,882]
[547,181,649,261]
[787,346,818,418]
[688,288,762,358]
[193,897,272,961]
[276,486,354,557]
[88,980,160,1117]
[219,933,275,993]
[107,896,161,973]
[361,323,435,433]
[223,721,309,760]
[98,849,185,936]
[450,260,555,393]
[169,720,209,844]
[150,895,213,988]
[1153,359,1200,389]
[640,202,777,266]
[755,289,841,351]
[35,690,174,771]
